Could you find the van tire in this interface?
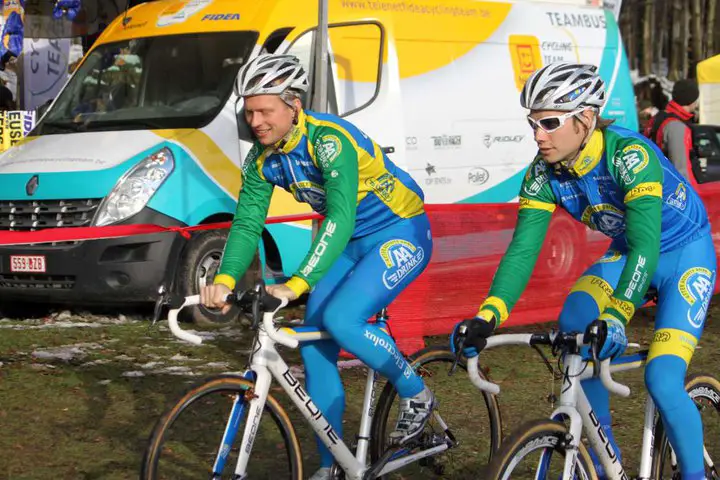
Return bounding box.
[176,230,260,327]
[537,213,583,280]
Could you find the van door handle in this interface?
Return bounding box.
[381,146,395,154]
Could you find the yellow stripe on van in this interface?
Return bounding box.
[345,1,513,79]
[154,129,241,196]
[99,0,512,80]
[154,128,313,225]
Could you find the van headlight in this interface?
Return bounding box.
[94,148,175,226]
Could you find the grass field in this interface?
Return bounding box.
[1,299,719,479]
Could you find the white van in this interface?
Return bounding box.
[0,0,637,325]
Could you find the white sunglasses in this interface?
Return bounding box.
[527,107,587,133]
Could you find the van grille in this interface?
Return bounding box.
[0,199,101,231]
[0,273,75,289]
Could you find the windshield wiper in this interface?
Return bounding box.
[40,120,84,132]
[80,118,168,130]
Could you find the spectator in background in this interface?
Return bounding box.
[0,84,16,111]
[644,79,699,181]
[637,98,658,133]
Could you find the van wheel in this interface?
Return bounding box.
[537,214,583,280]
[176,230,260,327]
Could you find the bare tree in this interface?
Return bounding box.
[655,0,668,73]
[681,0,690,77]
[623,1,636,71]
[619,0,717,78]
[642,0,655,75]
[669,0,684,79]
[691,0,703,63]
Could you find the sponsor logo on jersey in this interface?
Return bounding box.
[379,239,425,289]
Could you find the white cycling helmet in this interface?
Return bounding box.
[235,54,309,98]
[520,62,606,111]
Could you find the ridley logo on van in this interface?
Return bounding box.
[483,134,524,148]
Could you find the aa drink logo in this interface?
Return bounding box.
[668,183,688,210]
[581,203,626,236]
[291,181,327,214]
[679,267,715,328]
[379,239,424,289]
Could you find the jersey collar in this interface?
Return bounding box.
[272,109,307,154]
[568,129,604,177]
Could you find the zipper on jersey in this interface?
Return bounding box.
[285,153,305,202]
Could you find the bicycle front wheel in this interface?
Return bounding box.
[485,419,598,480]
[141,374,302,480]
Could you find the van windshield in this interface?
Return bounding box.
[35,31,258,134]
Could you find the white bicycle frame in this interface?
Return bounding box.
[165,295,488,480]
[475,333,711,480]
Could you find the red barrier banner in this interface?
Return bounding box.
[390,184,720,352]
[0,212,322,246]
[2,187,720,355]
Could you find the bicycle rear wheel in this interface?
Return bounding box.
[485,419,598,480]
[141,374,302,480]
[370,346,502,478]
[652,372,720,480]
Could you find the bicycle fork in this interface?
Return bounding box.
[210,370,257,478]
[545,354,632,480]
[545,354,587,480]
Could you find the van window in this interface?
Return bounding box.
[286,22,382,117]
[284,30,335,114]
[35,31,258,134]
[328,23,382,116]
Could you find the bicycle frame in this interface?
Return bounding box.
[544,351,648,480]
[166,295,454,480]
[477,333,660,480]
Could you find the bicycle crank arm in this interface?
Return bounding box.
[363,447,396,480]
[432,410,458,447]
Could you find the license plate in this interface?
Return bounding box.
[10,255,46,273]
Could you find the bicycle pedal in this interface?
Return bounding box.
[427,433,447,447]
[389,435,421,448]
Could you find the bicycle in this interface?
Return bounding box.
[459,327,720,479]
[140,281,502,479]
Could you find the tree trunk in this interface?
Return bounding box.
[681,0,690,77]
[716,0,720,58]
[642,0,655,75]
[624,1,636,71]
[691,0,703,66]
[669,0,683,80]
[655,0,668,75]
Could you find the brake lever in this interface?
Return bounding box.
[151,284,168,327]
[449,325,468,376]
[587,324,601,378]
